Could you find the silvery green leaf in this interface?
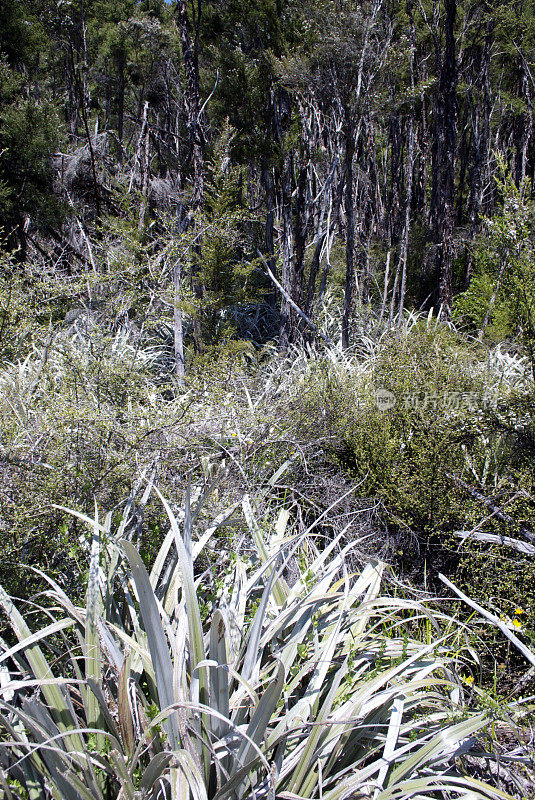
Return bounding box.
[121,540,179,750]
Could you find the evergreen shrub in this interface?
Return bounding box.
[291,323,535,630]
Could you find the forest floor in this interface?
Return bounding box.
[1,305,535,798]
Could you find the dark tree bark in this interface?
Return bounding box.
[397,117,415,324]
[261,164,279,315]
[176,0,204,214]
[262,165,276,277]
[431,0,457,315]
[69,43,101,218]
[465,11,493,287]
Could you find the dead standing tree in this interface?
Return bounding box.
[276,0,390,349]
[173,0,205,382]
[176,0,204,216]
[431,0,458,316]
[464,3,494,288]
[389,2,417,326]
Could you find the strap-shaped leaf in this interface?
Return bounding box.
[85,506,104,753]
[375,696,404,798]
[173,750,209,800]
[0,619,74,666]
[234,661,285,775]
[17,700,88,800]
[388,713,488,785]
[240,567,277,688]
[118,652,135,756]
[288,658,346,795]
[0,585,84,753]
[242,496,287,607]
[153,488,210,781]
[153,490,206,689]
[139,751,173,790]
[121,540,179,750]
[209,610,230,739]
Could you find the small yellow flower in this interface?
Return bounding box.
[464,675,474,685]
[500,614,507,622]
[514,607,525,616]
[512,618,522,629]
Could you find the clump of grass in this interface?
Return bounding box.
[0,479,530,799]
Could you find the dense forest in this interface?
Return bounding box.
[1,1,535,798]
[3,0,535,350]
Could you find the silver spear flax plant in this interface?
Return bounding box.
[0,478,519,800]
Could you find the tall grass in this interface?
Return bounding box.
[0,481,526,800]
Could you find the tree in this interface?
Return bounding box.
[430,0,458,315]
[0,1,63,255]
[454,158,535,379]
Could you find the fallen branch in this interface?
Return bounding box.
[257,250,333,346]
[453,530,535,556]
[439,573,535,668]
[446,473,535,543]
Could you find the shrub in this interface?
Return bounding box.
[0,483,526,800]
[290,322,535,628]
[295,323,489,536]
[0,323,191,599]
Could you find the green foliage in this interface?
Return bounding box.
[454,158,535,360]
[0,322,183,599]
[288,320,535,631]
[196,139,261,344]
[203,0,289,163]
[454,272,513,339]
[0,254,37,360]
[0,483,524,800]
[99,134,263,357]
[295,322,490,535]
[0,57,63,244]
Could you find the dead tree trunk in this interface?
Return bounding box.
[514,55,533,187]
[465,14,493,288]
[176,0,204,354]
[173,259,185,386]
[305,160,337,318]
[138,101,150,232]
[279,154,295,350]
[293,161,310,315]
[177,0,204,214]
[397,116,415,324]
[342,104,356,349]
[431,0,457,316]
[397,7,416,324]
[262,164,277,304]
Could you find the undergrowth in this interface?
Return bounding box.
[0,482,533,799]
[1,305,535,702]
